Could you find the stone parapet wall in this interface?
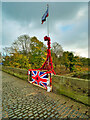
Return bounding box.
[2,66,27,81]
[52,75,89,105]
[52,75,88,93]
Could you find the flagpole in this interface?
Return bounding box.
[47,16,49,37]
[47,4,49,37]
[46,4,49,66]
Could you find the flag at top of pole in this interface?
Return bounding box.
[41,4,49,24]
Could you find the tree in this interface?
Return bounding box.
[80,57,88,66]
[12,34,31,55]
[3,35,47,69]
[52,42,63,70]
[52,42,63,57]
[30,36,47,69]
[88,58,90,66]
[62,51,70,70]
[0,52,3,63]
[3,49,31,69]
[3,47,11,56]
[68,52,75,72]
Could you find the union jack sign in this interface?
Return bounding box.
[32,71,48,89]
[28,70,52,91]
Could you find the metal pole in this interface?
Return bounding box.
[47,4,49,37]
[46,4,49,66]
[47,17,49,37]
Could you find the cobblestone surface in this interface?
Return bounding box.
[2,71,90,119]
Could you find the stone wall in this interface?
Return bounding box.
[52,75,88,93]
[52,75,89,105]
[2,66,27,81]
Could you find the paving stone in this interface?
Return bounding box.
[47,112,51,116]
[33,108,37,111]
[28,113,33,117]
[47,108,52,112]
[44,114,48,118]
[38,111,42,114]
[46,118,51,120]
[22,113,28,117]
[14,110,20,113]
[21,109,25,112]
[73,111,79,115]
[54,111,58,115]
[11,116,17,119]
[39,114,43,118]
[34,113,38,117]
[80,113,89,118]
[55,114,59,118]
[37,108,42,111]
[56,105,62,109]
[28,111,32,114]
[18,116,23,119]
[50,114,55,118]
[52,106,55,109]
[24,110,28,113]
[51,109,55,113]
[67,109,75,115]
[8,114,15,117]
[43,111,47,115]
[18,113,23,116]
[43,108,47,111]
[24,116,28,119]
[40,118,44,120]
[26,107,30,110]
[30,116,34,119]
[8,112,14,115]
[35,118,39,120]
[59,108,68,115]
[15,112,20,115]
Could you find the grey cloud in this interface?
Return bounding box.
[2,2,87,24]
[2,2,88,57]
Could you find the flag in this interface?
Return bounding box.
[41,5,49,24]
[31,71,48,88]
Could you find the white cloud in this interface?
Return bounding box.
[73,48,88,58]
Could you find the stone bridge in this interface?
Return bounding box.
[1,71,90,119]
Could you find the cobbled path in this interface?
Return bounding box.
[1,71,90,119]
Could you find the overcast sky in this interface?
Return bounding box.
[1,1,88,57]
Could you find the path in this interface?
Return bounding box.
[1,71,89,119]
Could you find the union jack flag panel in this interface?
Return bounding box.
[32,71,48,89]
